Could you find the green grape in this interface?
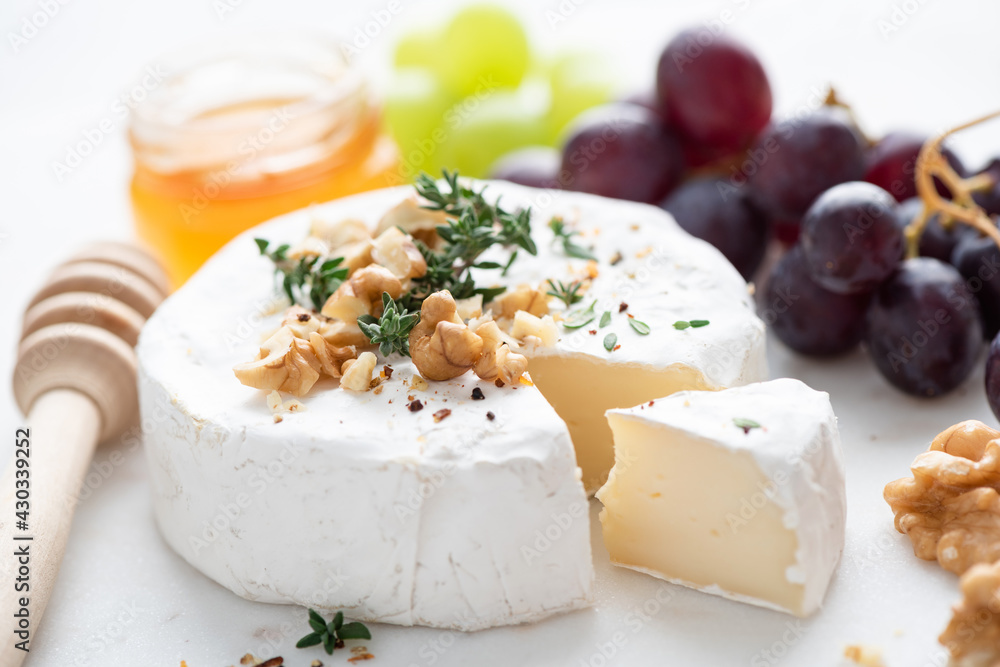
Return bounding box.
[394,27,440,69]
[546,51,617,144]
[438,81,547,178]
[436,4,531,98]
[383,68,457,180]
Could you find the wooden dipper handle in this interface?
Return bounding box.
[0,242,167,665]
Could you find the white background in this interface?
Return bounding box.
[3,0,1000,665]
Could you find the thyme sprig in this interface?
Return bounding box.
[255,239,348,311]
[546,279,585,308]
[296,608,371,656]
[407,170,537,306]
[357,293,421,357]
[548,216,596,261]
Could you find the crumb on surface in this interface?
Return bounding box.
[843,644,884,667]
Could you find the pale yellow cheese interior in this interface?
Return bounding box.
[528,354,712,491]
[597,414,804,614]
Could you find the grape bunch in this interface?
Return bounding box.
[765,128,1000,405]
[485,23,1000,411]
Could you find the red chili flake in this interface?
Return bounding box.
[618,302,628,313]
[471,387,485,400]
[648,400,655,407]
[495,378,505,388]
[433,409,452,423]
[486,411,496,421]
[408,400,424,413]
[613,344,621,351]
[627,313,635,319]
[588,329,597,335]
[383,365,394,379]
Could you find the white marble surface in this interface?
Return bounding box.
[4,0,1000,665]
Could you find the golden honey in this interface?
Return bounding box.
[129,37,398,286]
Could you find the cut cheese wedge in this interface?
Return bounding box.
[138,181,767,630]
[597,379,846,616]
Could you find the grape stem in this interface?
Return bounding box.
[906,109,1000,259]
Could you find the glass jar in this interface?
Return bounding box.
[129,35,399,286]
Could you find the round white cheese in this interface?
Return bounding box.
[137,181,767,630]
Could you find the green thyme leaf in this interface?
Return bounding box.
[548,216,596,261]
[563,300,597,329]
[296,632,322,649]
[599,311,611,328]
[546,279,584,308]
[338,622,372,641]
[673,321,690,330]
[674,319,709,330]
[690,319,710,328]
[733,418,761,433]
[629,318,651,335]
[603,332,617,351]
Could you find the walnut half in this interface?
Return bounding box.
[940,558,1000,666]
[884,420,1000,575]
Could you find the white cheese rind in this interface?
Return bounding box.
[137,181,766,630]
[599,378,846,616]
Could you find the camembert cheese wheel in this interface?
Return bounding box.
[138,182,766,630]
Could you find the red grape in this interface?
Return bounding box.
[800,182,904,294]
[863,131,965,202]
[655,29,772,156]
[761,246,870,356]
[489,147,561,189]
[897,197,975,263]
[661,176,768,279]
[951,234,1000,339]
[866,257,982,397]
[560,104,684,204]
[747,108,865,222]
[972,158,1000,216]
[986,333,1000,421]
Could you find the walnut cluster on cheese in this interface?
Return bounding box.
[884,420,1000,575]
[233,198,560,402]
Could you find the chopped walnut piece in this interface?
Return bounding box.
[509,311,558,348]
[301,218,374,274]
[409,291,484,381]
[371,227,427,282]
[455,294,484,321]
[433,409,452,423]
[233,326,322,396]
[308,332,357,378]
[320,265,403,346]
[340,351,378,392]
[490,284,550,319]
[281,306,321,338]
[472,320,528,384]
[884,420,1000,574]
[940,559,1000,665]
[375,197,447,249]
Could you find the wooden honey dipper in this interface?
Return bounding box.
[0,241,169,664]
